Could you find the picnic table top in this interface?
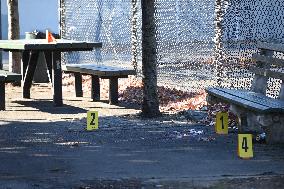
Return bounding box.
[0,39,102,51]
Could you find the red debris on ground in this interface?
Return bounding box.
[204,103,238,127]
[160,92,207,111]
[7,74,237,127]
[62,74,207,111]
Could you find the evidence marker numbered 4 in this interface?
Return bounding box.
[238,134,253,159]
[87,111,99,131]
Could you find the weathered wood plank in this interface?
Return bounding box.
[207,88,284,112]
[217,88,284,108]
[207,87,284,112]
[258,42,284,53]
[252,54,284,67]
[62,64,136,77]
[206,88,271,112]
[0,39,102,51]
[249,66,284,80]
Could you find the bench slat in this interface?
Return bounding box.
[62,64,136,77]
[217,88,284,108]
[249,66,284,80]
[252,54,284,67]
[0,70,22,83]
[206,87,284,113]
[207,88,270,112]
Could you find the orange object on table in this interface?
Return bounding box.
[46,30,56,43]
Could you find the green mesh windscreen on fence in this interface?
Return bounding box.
[60,0,284,97]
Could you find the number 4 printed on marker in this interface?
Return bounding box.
[242,137,249,152]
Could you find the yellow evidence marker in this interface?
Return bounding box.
[215,112,228,134]
[87,111,99,131]
[238,134,253,159]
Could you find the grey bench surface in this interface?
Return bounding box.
[62,63,136,104]
[62,64,136,77]
[206,42,284,143]
[206,87,284,113]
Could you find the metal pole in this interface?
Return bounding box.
[58,0,62,37]
[0,0,3,70]
[95,0,102,63]
[131,0,138,72]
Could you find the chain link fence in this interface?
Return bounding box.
[216,0,284,98]
[60,0,284,96]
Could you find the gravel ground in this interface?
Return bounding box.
[0,84,284,189]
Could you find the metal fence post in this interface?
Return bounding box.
[0,0,3,70]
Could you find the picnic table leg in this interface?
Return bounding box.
[21,50,30,86]
[44,51,53,82]
[0,80,5,110]
[91,75,100,101]
[52,51,63,106]
[109,77,118,105]
[74,73,83,97]
[23,51,39,99]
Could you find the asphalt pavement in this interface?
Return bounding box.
[0,85,284,188]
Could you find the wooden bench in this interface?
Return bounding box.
[206,42,284,144]
[0,70,22,110]
[62,64,136,104]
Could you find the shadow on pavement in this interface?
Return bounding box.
[14,99,87,114]
[0,117,284,188]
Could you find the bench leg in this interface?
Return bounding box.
[0,81,5,110]
[91,75,100,101]
[52,52,63,107]
[74,73,83,97]
[109,77,118,105]
[21,50,30,86]
[44,51,53,83]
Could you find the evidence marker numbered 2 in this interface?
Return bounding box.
[87,111,99,131]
